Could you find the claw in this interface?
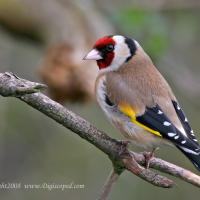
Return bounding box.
[143,147,159,169]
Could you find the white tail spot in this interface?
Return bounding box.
[179,146,200,155]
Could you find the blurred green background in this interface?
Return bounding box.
[0,0,200,199]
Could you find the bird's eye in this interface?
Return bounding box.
[106,44,114,52]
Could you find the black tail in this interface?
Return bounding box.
[177,145,200,171]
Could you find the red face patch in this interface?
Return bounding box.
[97,53,114,69]
[93,36,116,69]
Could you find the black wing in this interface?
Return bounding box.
[136,105,200,171]
[172,100,199,145]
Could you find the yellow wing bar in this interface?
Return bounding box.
[119,103,162,137]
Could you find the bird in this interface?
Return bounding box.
[83,35,200,171]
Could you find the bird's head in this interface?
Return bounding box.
[84,35,139,71]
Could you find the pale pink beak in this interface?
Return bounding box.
[83,49,102,60]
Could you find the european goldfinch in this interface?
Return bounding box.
[84,35,200,171]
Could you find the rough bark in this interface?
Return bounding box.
[0,72,200,199]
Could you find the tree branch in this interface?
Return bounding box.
[0,72,200,199]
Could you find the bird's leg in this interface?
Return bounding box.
[143,147,159,169]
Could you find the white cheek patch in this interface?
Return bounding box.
[109,35,131,71]
[115,42,130,57]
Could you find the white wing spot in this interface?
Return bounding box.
[163,121,171,126]
[177,105,181,110]
[191,133,195,136]
[158,110,163,114]
[181,140,186,144]
[168,132,176,137]
[174,135,179,139]
[191,130,194,134]
[193,139,198,142]
[185,118,188,122]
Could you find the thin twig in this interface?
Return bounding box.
[97,169,120,200]
[132,152,200,187]
[122,155,174,188]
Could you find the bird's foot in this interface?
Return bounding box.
[143,151,154,169]
[143,148,159,169]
